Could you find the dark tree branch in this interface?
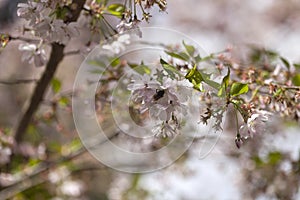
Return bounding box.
[14,43,65,142]
[13,0,86,143]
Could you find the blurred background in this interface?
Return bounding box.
[0,0,300,199]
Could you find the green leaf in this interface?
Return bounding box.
[185,65,204,91]
[185,65,220,91]
[230,82,248,97]
[292,74,300,86]
[107,4,125,17]
[89,69,104,74]
[183,41,195,56]
[51,78,61,94]
[59,96,70,107]
[160,58,182,79]
[88,60,106,68]
[204,78,220,90]
[268,152,282,165]
[194,54,202,63]
[165,51,189,61]
[280,57,290,69]
[218,68,230,97]
[110,57,120,67]
[294,63,300,69]
[128,63,151,75]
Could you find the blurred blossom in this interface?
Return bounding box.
[34,18,79,44]
[108,174,131,200]
[37,143,47,160]
[0,173,15,187]
[48,166,70,184]
[18,42,47,67]
[102,34,130,54]
[0,145,11,165]
[60,180,84,197]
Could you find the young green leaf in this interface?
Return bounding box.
[165,51,189,61]
[160,58,182,79]
[183,41,195,57]
[294,63,300,69]
[88,60,106,68]
[107,4,125,17]
[128,62,151,75]
[59,96,70,107]
[280,57,290,69]
[218,68,230,97]
[51,78,61,94]
[292,74,300,86]
[185,65,204,91]
[230,82,248,97]
[110,57,120,67]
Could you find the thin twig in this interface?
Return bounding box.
[0,79,38,85]
[64,49,81,56]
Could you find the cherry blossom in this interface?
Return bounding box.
[102,34,131,54]
[239,110,272,138]
[116,18,142,37]
[17,1,45,26]
[18,42,47,67]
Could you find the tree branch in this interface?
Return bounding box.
[13,0,87,143]
[0,79,38,85]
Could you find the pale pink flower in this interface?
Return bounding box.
[60,180,84,197]
[34,18,79,44]
[17,1,44,25]
[102,34,131,54]
[18,42,47,67]
[240,110,272,138]
[116,18,142,37]
[0,146,11,165]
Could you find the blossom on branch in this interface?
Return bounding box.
[18,42,47,67]
[17,1,45,25]
[239,110,272,138]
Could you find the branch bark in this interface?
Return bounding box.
[13,0,86,143]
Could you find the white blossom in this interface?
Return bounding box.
[60,180,84,197]
[153,121,178,138]
[0,173,15,187]
[48,166,70,184]
[128,75,189,137]
[18,42,47,67]
[17,1,45,25]
[102,34,131,54]
[34,18,79,44]
[116,19,142,38]
[0,146,11,165]
[240,110,272,138]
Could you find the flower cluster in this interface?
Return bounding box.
[114,0,167,36]
[128,73,190,138]
[17,0,79,45]
[48,166,85,198]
